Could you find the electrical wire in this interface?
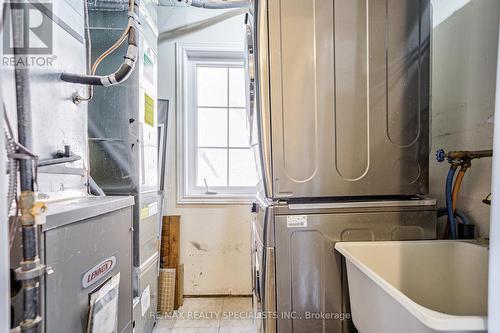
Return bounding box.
[3,108,19,249]
[4,112,17,214]
[3,106,40,248]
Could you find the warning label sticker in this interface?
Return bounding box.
[287,215,307,228]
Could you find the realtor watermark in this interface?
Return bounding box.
[152,311,351,321]
[2,1,56,67]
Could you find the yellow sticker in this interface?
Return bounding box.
[140,207,149,219]
[144,93,155,127]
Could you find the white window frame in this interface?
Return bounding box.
[176,43,256,204]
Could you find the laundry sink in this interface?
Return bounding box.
[335,241,488,333]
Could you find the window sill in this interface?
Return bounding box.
[177,194,256,205]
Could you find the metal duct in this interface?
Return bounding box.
[158,8,246,40]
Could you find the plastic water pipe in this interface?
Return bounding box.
[452,166,468,211]
[437,148,493,239]
[445,166,458,239]
[443,165,468,238]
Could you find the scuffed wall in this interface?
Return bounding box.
[158,6,251,295]
[430,0,500,238]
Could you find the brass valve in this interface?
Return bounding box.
[436,149,493,166]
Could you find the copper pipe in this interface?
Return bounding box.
[446,150,493,165]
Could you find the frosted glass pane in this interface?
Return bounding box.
[198,108,227,147]
[229,149,257,187]
[229,67,245,107]
[229,108,250,147]
[197,148,227,187]
[197,67,228,107]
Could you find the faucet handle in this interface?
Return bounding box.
[436,149,446,162]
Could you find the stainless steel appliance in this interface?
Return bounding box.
[251,196,437,333]
[87,1,160,331]
[133,252,160,333]
[10,197,134,333]
[3,0,90,200]
[246,0,434,332]
[247,0,431,200]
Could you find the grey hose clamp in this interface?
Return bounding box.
[15,264,46,281]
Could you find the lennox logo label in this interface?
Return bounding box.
[82,256,117,289]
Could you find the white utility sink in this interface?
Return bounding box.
[335,241,488,333]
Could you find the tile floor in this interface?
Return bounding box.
[153,297,257,333]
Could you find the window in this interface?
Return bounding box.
[177,44,257,203]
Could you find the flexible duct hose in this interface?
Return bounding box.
[4,128,17,212]
[446,166,458,239]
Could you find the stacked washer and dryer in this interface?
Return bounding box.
[245,0,435,332]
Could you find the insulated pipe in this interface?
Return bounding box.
[14,64,33,191]
[60,0,140,86]
[182,0,251,9]
[446,166,458,239]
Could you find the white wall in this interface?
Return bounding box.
[488,22,500,333]
[158,6,252,295]
[432,0,472,27]
[430,0,500,238]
